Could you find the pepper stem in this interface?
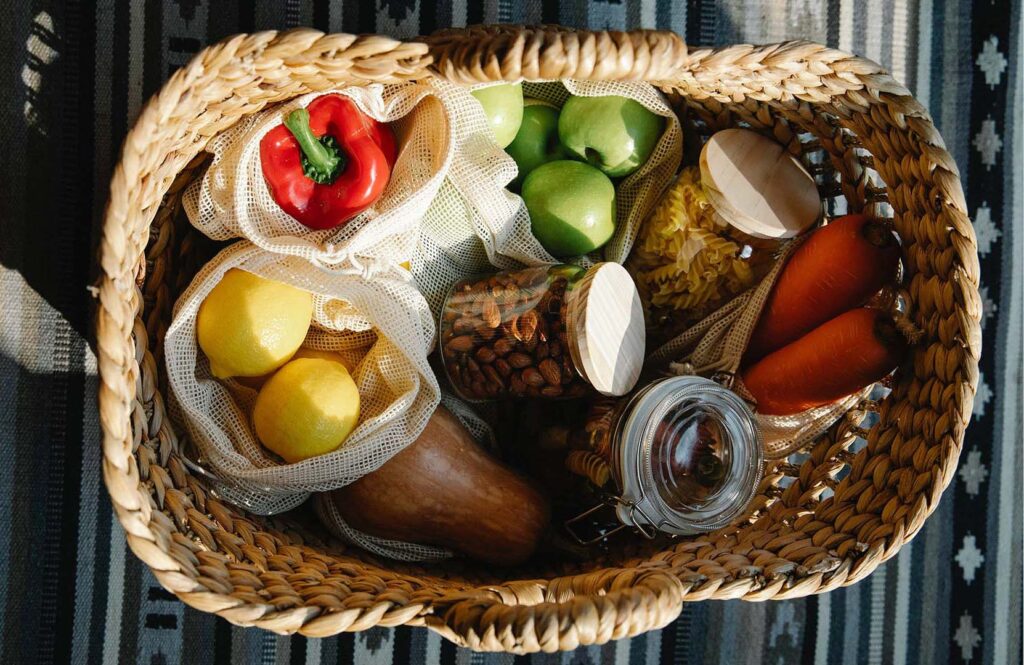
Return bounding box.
[284,108,342,183]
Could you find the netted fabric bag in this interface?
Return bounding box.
[180,77,680,316]
[182,82,455,267]
[164,241,441,514]
[646,240,874,459]
[313,392,495,562]
[410,79,682,315]
[520,81,682,263]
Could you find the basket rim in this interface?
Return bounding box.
[94,26,980,653]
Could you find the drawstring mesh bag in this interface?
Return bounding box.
[410,79,682,315]
[164,241,441,514]
[182,82,456,267]
[180,77,680,318]
[314,392,496,562]
[521,80,683,264]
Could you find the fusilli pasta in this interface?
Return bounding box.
[628,167,762,324]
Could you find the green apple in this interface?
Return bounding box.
[522,160,616,257]
[558,95,664,178]
[471,83,524,148]
[505,100,569,188]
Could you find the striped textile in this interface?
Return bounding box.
[0,1,1019,663]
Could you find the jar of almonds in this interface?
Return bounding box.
[438,263,646,401]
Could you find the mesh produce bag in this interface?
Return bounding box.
[410,79,682,315]
[182,82,456,267]
[181,78,679,315]
[523,81,683,263]
[646,240,874,459]
[313,392,495,562]
[164,241,441,514]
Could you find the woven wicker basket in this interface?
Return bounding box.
[96,26,980,652]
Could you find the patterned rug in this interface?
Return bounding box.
[0,1,1019,663]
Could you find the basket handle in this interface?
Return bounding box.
[422,569,685,652]
[422,25,689,85]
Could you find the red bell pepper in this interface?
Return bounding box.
[259,94,396,230]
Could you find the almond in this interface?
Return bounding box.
[475,346,496,363]
[508,353,532,369]
[482,364,504,389]
[522,367,545,387]
[510,373,527,394]
[482,297,501,328]
[538,358,561,386]
[519,311,538,342]
[448,335,474,352]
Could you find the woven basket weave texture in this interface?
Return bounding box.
[95,26,979,653]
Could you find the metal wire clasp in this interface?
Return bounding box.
[564,492,658,546]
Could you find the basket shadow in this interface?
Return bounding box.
[1,8,96,345]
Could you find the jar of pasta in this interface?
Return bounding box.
[564,375,764,542]
[438,263,646,401]
[629,128,821,332]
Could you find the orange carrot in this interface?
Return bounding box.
[741,308,906,416]
[744,214,901,362]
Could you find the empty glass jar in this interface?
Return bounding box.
[566,375,764,540]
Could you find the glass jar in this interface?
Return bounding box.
[566,375,763,541]
[630,129,821,336]
[438,263,646,401]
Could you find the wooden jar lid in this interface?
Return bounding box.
[700,128,821,240]
[566,263,645,397]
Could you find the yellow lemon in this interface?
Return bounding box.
[197,269,313,379]
[253,358,361,463]
[291,347,353,370]
[237,347,352,390]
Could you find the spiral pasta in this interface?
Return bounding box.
[565,450,612,488]
[629,167,758,320]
